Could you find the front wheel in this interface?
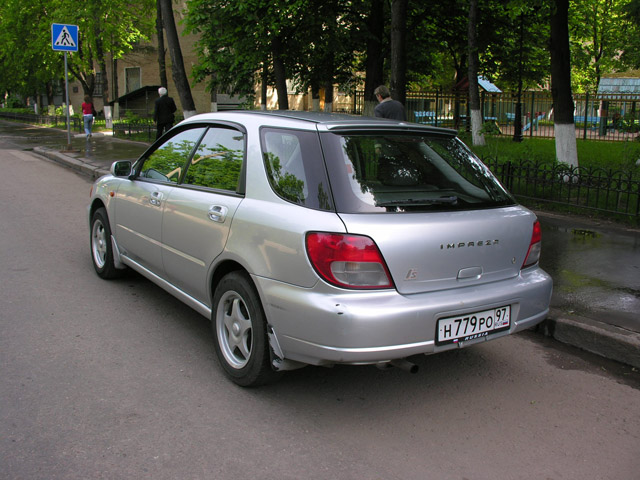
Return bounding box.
[212,271,280,387]
[90,207,123,279]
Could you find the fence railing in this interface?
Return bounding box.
[0,111,83,133]
[112,122,156,142]
[483,157,640,219]
[352,90,640,142]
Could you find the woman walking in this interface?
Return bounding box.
[81,95,96,138]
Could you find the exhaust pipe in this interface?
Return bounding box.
[377,359,419,374]
[390,359,419,374]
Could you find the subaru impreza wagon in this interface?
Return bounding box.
[88,111,552,386]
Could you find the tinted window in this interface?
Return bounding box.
[261,128,333,211]
[183,127,244,191]
[139,128,206,183]
[320,132,515,213]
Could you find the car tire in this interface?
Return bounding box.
[212,271,280,387]
[90,207,123,279]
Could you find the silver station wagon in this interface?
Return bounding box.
[88,111,552,386]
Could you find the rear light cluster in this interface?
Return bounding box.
[522,220,542,269]
[305,232,393,289]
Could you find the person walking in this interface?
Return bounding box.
[81,95,96,138]
[154,87,177,139]
[374,85,406,121]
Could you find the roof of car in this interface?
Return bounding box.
[181,110,458,135]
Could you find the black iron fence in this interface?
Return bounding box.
[483,157,640,219]
[353,90,640,142]
[112,122,156,142]
[0,111,83,133]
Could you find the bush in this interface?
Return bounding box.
[5,96,25,108]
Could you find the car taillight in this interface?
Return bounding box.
[522,221,542,269]
[305,232,393,289]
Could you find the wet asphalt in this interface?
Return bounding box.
[2,119,639,367]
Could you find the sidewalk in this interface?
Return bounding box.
[6,120,640,368]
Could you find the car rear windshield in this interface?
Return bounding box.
[319,131,515,213]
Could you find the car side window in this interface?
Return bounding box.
[261,128,334,211]
[183,127,245,191]
[139,128,206,183]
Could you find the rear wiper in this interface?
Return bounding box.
[377,196,458,207]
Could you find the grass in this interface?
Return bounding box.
[461,135,640,174]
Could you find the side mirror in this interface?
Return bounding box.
[111,160,132,177]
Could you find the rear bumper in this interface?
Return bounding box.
[254,267,553,366]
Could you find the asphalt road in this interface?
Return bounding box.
[1,143,639,480]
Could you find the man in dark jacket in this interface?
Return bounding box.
[374,85,406,121]
[154,87,177,139]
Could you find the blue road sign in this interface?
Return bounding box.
[52,24,79,52]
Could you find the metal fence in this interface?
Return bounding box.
[353,90,640,142]
[112,122,156,142]
[0,112,83,133]
[483,157,640,219]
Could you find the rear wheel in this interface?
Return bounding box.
[90,207,123,279]
[212,271,280,386]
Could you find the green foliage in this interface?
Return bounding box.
[569,0,633,93]
[5,95,26,108]
[0,0,155,98]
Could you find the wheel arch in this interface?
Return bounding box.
[209,260,251,305]
[89,198,107,222]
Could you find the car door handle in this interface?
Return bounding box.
[208,205,228,223]
[149,191,163,206]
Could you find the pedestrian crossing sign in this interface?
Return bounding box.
[52,24,79,52]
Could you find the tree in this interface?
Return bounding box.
[156,0,169,89]
[160,0,197,117]
[390,0,408,105]
[362,0,385,116]
[0,0,155,108]
[550,0,578,167]
[468,0,485,145]
[570,0,632,93]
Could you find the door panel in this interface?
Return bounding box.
[161,126,246,304]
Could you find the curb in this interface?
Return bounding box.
[536,308,640,369]
[34,146,110,180]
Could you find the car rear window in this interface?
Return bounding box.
[319,131,515,213]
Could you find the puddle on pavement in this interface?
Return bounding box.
[538,217,640,330]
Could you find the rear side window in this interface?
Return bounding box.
[183,127,245,191]
[261,128,334,211]
[139,128,206,183]
[319,132,515,213]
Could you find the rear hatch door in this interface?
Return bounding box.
[338,206,536,295]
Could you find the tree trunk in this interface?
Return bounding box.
[311,83,321,112]
[272,36,289,110]
[467,0,485,146]
[156,0,168,89]
[363,0,385,117]
[261,62,268,111]
[159,0,196,117]
[210,76,218,112]
[390,0,407,105]
[323,79,333,112]
[550,0,578,167]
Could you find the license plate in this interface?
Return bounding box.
[436,306,511,346]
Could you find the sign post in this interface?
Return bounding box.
[51,24,79,150]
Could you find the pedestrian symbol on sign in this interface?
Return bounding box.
[54,26,75,47]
